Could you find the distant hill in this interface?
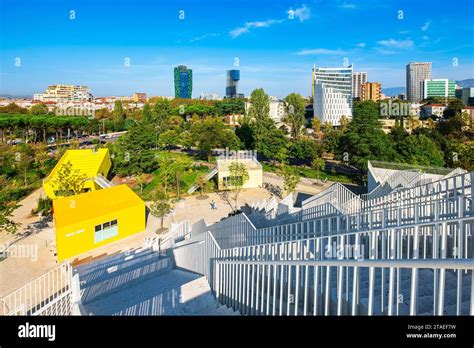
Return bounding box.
[382,87,405,97]
[455,79,474,88]
[0,94,33,99]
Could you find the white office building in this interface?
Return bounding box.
[34,85,93,103]
[313,65,353,126]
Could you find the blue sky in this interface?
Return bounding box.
[1,0,473,98]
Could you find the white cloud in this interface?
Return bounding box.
[288,5,311,22]
[189,33,220,42]
[377,39,414,49]
[356,43,366,47]
[339,2,356,9]
[230,19,283,38]
[421,21,431,31]
[295,48,347,55]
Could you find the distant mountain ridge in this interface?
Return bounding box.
[455,79,474,88]
[0,94,33,99]
[382,87,405,97]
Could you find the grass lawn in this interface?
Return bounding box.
[261,162,358,184]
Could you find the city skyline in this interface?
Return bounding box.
[1,0,473,98]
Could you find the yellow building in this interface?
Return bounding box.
[43,148,112,199]
[361,82,382,101]
[53,185,146,261]
[216,157,263,190]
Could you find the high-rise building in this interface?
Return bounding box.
[225,70,243,98]
[461,87,474,106]
[34,85,93,103]
[361,82,382,101]
[422,79,455,100]
[406,62,432,102]
[174,65,193,99]
[313,65,353,126]
[352,72,367,99]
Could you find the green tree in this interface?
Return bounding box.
[113,122,157,175]
[29,103,48,115]
[113,100,126,125]
[170,156,192,199]
[134,172,146,194]
[311,156,325,181]
[142,102,153,123]
[150,189,174,233]
[51,161,87,196]
[158,129,179,149]
[14,146,33,187]
[399,134,445,167]
[0,204,20,234]
[279,165,300,195]
[443,98,466,118]
[192,117,240,162]
[254,125,289,164]
[283,93,306,140]
[247,88,270,122]
[153,98,171,129]
[227,161,250,211]
[290,138,318,163]
[156,155,175,195]
[0,103,28,114]
[338,100,398,170]
[194,174,207,196]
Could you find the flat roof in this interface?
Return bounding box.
[370,160,453,175]
[216,158,262,172]
[46,148,109,182]
[53,184,144,228]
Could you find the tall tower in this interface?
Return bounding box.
[174,65,193,99]
[226,70,240,98]
[406,62,432,102]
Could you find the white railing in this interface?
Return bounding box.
[302,183,361,214]
[167,223,473,316]
[205,179,472,251]
[0,263,74,316]
[215,258,474,316]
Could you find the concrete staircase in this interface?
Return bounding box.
[75,249,239,316]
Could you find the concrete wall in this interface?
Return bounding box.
[217,168,262,191]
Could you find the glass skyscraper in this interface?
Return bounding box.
[226,70,243,98]
[174,65,193,99]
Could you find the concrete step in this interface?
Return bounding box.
[83,269,223,315]
[75,247,155,276]
[211,304,241,316]
[80,255,173,304]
